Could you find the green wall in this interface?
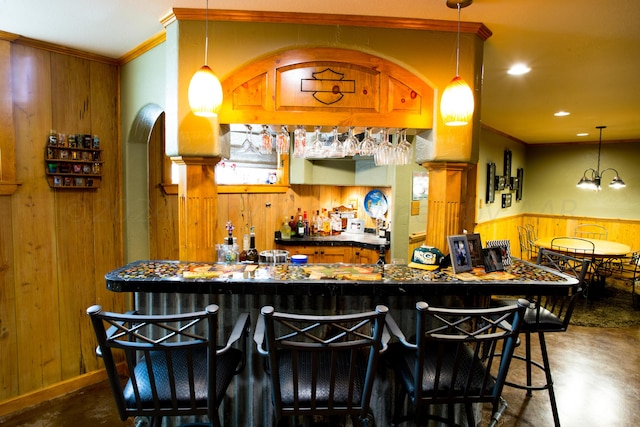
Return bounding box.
[477,127,640,222]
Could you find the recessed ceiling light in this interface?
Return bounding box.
[576,133,589,137]
[507,63,531,75]
[554,111,570,117]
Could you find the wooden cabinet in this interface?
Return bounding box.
[45,134,103,189]
[279,244,386,264]
[352,247,380,264]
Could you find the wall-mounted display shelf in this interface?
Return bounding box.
[44,132,103,189]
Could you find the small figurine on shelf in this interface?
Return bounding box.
[222,221,239,263]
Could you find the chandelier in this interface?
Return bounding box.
[576,126,626,191]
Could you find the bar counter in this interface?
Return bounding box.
[106,259,577,296]
[105,259,576,426]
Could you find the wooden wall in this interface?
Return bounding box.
[474,214,640,259]
[0,41,124,405]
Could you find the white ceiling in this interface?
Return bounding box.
[1,0,639,145]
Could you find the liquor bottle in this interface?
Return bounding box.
[376,245,386,267]
[280,216,291,240]
[297,215,305,238]
[288,215,297,238]
[246,227,259,264]
[303,211,310,237]
[312,210,321,236]
[239,232,249,262]
[322,209,331,236]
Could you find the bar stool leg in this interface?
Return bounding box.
[525,331,533,396]
[539,332,561,427]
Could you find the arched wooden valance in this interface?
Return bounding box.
[219,47,434,129]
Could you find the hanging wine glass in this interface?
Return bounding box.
[305,126,324,158]
[358,127,376,157]
[374,128,392,166]
[276,125,290,154]
[343,126,358,157]
[259,125,273,155]
[328,126,344,158]
[293,125,306,158]
[239,124,259,153]
[396,128,412,165]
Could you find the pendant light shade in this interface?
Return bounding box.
[440,75,474,126]
[188,0,223,117]
[188,65,223,117]
[441,1,474,126]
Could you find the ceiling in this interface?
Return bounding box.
[1,0,639,145]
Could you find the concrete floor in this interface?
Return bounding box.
[1,324,638,427]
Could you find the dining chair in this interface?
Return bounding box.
[254,305,388,427]
[493,248,590,427]
[524,223,538,241]
[517,225,532,260]
[87,304,250,427]
[600,250,640,309]
[384,300,529,427]
[574,223,608,240]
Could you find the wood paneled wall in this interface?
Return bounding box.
[0,42,123,404]
[474,214,640,259]
[149,183,391,261]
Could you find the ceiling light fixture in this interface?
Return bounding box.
[188,0,223,117]
[507,63,531,75]
[440,0,475,126]
[576,126,626,191]
[554,111,570,117]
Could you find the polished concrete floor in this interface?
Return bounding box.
[1,324,638,426]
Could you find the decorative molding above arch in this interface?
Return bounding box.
[219,48,435,129]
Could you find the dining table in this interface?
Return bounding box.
[105,259,578,427]
[534,236,631,294]
[534,237,631,258]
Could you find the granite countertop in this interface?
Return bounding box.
[275,232,389,249]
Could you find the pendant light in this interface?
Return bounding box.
[440,0,475,126]
[576,126,626,191]
[188,0,223,117]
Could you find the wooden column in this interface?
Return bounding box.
[171,156,221,262]
[423,162,477,252]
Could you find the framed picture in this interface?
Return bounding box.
[447,235,474,274]
[501,193,512,208]
[482,248,504,272]
[495,175,506,191]
[465,233,483,267]
[486,239,512,266]
[486,163,496,203]
[516,168,524,201]
[504,149,512,178]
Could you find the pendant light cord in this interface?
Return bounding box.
[455,3,461,77]
[204,0,209,66]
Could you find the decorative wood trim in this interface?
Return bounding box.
[0,181,21,195]
[0,368,112,417]
[118,31,166,65]
[219,47,435,129]
[2,31,118,65]
[165,9,492,40]
[217,184,289,194]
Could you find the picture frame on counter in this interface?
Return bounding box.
[486,239,512,266]
[482,247,504,272]
[465,233,483,267]
[447,234,473,274]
